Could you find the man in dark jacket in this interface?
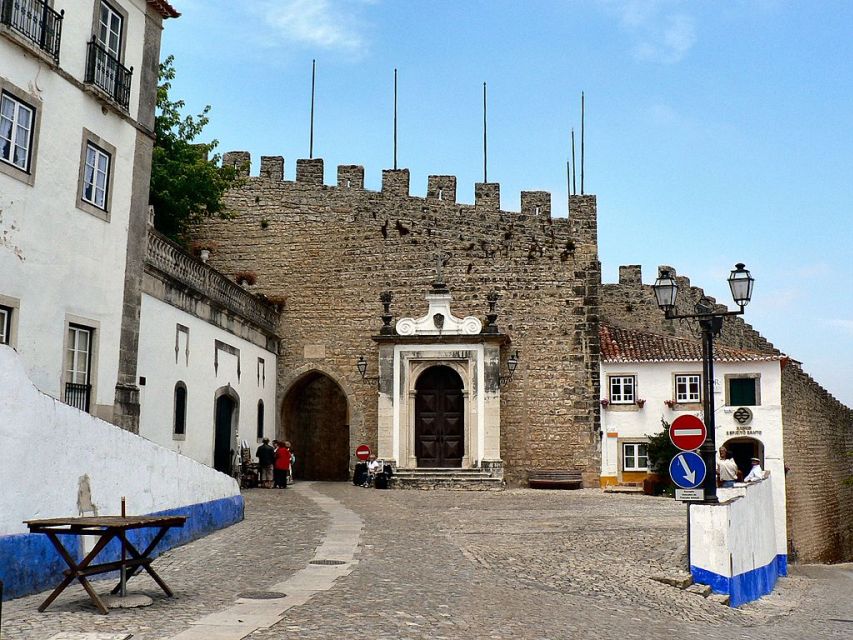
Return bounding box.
[256,438,275,488]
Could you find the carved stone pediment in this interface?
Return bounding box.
[396,293,482,336]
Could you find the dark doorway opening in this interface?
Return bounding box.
[214,394,237,474]
[415,365,464,467]
[724,437,764,479]
[281,372,349,481]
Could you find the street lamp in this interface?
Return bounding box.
[653,264,755,504]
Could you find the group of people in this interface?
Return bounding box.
[717,445,765,488]
[256,438,295,489]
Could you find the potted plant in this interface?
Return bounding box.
[635,398,646,408]
[664,399,677,409]
[235,270,257,289]
[600,398,610,408]
[189,240,219,263]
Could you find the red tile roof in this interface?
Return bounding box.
[599,324,786,363]
[148,0,180,18]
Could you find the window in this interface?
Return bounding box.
[675,374,701,403]
[609,375,635,404]
[82,142,110,209]
[173,382,187,437]
[85,1,132,107]
[0,0,63,62]
[623,443,648,471]
[0,305,11,345]
[256,400,265,440]
[729,377,758,406]
[0,92,34,172]
[64,324,93,411]
[98,2,123,58]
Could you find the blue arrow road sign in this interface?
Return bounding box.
[669,451,706,489]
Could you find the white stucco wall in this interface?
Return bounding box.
[137,294,278,466]
[0,0,153,415]
[0,345,239,537]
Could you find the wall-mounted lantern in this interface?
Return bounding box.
[356,355,379,388]
[499,350,519,386]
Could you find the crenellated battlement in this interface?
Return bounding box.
[221,151,585,221]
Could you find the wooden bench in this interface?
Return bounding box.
[528,469,584,489]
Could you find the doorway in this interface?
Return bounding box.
[214,393,237,474]
[415,365,464,467]
[281,371,349,481]
[724,437,765,479]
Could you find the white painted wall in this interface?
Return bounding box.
[137,294,278,466]
[0,345,239,537]
[0,0,153,416]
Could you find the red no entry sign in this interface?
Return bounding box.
[355,444,371,461]
[669,415,707,451]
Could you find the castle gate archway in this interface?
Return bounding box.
[415,365,464,467]
[281,371,349,481]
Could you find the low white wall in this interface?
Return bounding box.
[690,477,785,606]
[0,346,243,599]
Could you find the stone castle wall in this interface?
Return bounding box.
[192,153,601,485]
[781,364,853,562]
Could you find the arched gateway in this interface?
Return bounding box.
[415,365,464,467]
[281,371,349,481]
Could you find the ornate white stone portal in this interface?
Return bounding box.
[374,288,505,477]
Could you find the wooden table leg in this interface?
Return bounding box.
[110,527,174,597]
[38,531,114,615]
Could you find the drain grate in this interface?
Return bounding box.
[237,591,287,600]
[309,559,346,565]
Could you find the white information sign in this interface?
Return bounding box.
[676,488,704,502]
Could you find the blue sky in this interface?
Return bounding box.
[162,1,853,405]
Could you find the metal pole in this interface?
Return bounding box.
[309,59,316,159]
[393,68,398,170]
[483,82,488,183]
[580,91,585,195]
[120,496,127,596]
[700,319,719,503]
[571,129,577,196]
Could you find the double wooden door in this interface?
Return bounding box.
[415,366,464,467]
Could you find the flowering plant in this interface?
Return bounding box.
[600,399,610,408]
[664,399,677,409]
[635,399,646,408]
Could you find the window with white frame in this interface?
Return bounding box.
[623,443,648,471]
[609,375,635,403]
[675,374,701,403]
[82,142,110,209]
[0,92,34,172]
[0,305,11,345]
[98,1,124,58]
[64,324,93,412]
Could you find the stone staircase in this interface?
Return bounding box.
[391,468,504,490]
[603,482,645,495]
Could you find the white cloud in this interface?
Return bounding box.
[253,0,373,54]
[601,0,697,64]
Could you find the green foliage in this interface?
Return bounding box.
[646,418,680,477]
[149,55,239,243]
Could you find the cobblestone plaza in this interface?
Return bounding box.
[3,484,851,640]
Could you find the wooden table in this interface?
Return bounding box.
[25,515,187,614]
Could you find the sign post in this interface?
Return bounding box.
[355,444,371,461]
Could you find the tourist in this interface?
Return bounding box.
[274,441,291,489]
[717,446,739,488]
[255,438,275,488]
[285,441,295,484]
[366,454,382,488]
[744,457,765,483]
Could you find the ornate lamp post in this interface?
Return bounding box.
[653,264,755,503]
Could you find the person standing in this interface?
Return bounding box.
[284,441,295,484]
[273,441,291,489]
[717,446,739,488]
[744,457,765,483]
[256,438,275,488]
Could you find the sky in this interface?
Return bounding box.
[161,0,853,406]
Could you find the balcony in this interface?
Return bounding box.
[65,382,91,413]
[0,0,63,63]
[85,39,132,109]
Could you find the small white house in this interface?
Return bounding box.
[599,324,790,576]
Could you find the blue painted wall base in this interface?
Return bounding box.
[0,495,243,601]
[691,554,788,607]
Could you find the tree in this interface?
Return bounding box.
[646,418,680,475]
[149,55,239,243]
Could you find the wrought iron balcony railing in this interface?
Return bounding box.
[0,0,63,63]
[65,382,91,413]
[85,38,132,109]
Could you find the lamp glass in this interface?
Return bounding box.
[728,263,754,307]
[653,270,679,311]
[356,356,367,379]
[507,352,519,374]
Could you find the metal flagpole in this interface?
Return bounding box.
[580,91,585,195]
[571,128,577,196]
[309,59,316,159]
[483,82,488,183]
[394,68,398,170]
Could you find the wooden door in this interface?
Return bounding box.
[214,395,235,474]
[415,366,464,467]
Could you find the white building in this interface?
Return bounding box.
[0,0,178,430]
[599,323,787,508]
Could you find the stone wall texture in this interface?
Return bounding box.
[193,155,601,486]
[603,265,853,563]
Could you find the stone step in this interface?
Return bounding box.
[603,484,645,494]
[393,468,496,475]
[391,476,504,491]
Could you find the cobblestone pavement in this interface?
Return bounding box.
[3,484,852,639]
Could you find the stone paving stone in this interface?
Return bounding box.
[3,485,853,640]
